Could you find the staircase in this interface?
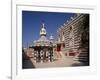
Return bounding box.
[78,48,89,65]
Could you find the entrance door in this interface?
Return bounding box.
[57,44,61,52]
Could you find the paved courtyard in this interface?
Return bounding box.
[30,53,81,68]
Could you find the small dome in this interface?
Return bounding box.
[50,35,54,40]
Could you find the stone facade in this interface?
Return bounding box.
[57,14,89,65]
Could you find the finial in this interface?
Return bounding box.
[42,23,45,28]
[71,17,74,20]
[67,20,69,23]
[64,23,66,26]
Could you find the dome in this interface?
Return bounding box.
[50,35,54,40]
[40,23,47,36]
[34,23,50,46]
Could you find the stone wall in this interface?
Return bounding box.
[57,14,89,65]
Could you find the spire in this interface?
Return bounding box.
[42,23,45,28]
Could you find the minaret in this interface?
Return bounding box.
[40,23,47,36]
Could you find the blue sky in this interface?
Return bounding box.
[22,11,76,48]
